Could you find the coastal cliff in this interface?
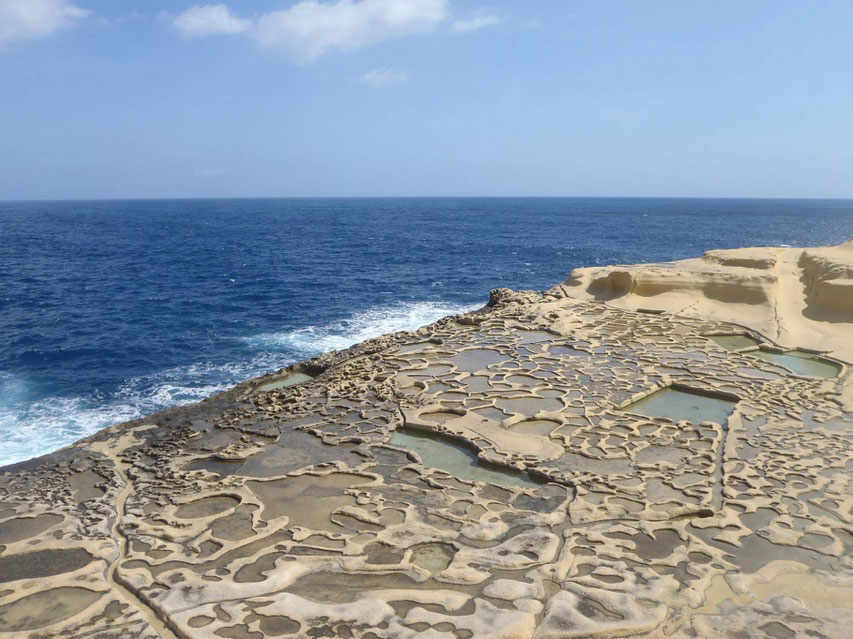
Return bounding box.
[1,241,852,638]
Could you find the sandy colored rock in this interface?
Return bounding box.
[558,239,853,360]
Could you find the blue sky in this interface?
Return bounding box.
[1,0,851,199]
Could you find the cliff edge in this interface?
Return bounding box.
[557,239,853,361]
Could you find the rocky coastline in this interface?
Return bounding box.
[1,240,852,638]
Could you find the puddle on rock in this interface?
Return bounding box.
[505,374,543,388]
[409,542,456,575]
[256,373,313,392]
[390,429,540,489]
[708,335,761,351]
[548,345,591,357]
[0,513,63,545]
[636,445,692,466]
[175,496,240,520]
[0,587,102,632]
[68,470,106,504]
[287,572,424,604]
[553,452,633,475]
[247,473,371,531]
[0,548,94,583]
[451,348,506,374]
[624,387,737,426]
[746,349,841,379]
[395,342,435,354]
[516,330,557,345]
[471,406,510,422]
[184,430,363,479]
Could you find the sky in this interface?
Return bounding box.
[0,0,852,200]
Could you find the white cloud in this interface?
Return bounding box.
[451,9,503,34]
[254,0,449,62]
[0,0,88,44]
[360,68,407,87]
[172,4,251,38]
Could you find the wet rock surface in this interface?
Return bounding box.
[1,248,852,638]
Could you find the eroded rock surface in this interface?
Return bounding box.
[1,242,852,638]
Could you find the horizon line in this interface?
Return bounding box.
[3,195,853,205]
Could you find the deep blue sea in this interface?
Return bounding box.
[1,198,851,466]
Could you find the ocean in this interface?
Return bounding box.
[1,197,851,467]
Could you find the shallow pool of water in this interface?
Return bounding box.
[256,372,314,392]
[389,429,539,488]
[708,335,760,351]
[451,348,506,374]
[746,349,841,379]
[624,387,737,426]
[409,542,456,575]
[516,330,557,345]
[548,345,590,357]
[395,341,435,354]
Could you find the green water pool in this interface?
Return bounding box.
[746,349,841,379]
[390,429,539,488]
[624,387,737,426]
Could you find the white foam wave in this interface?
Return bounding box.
[244,300,477,357]
[0,394,141,467]
[0,300,477,467]
[0,356,289,467]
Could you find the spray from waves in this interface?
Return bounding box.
[0,357,278,468]
[243,300,479,357]
[0,299,477,467]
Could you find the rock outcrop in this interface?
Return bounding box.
[557,241,853,362]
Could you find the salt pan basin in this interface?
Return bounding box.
[624,387,737,426]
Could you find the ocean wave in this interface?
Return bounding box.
[0,353,298,467]
[243,300,478,357]
[0,393,140,468]
[0,299,477,467]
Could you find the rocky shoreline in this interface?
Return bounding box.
[1,241,852,638]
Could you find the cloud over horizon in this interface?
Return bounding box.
[0,0,88,44]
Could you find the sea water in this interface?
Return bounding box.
[0,197,851,466]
